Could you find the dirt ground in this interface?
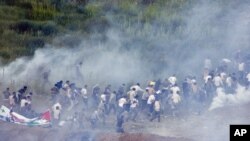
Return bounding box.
[1,94,250,141]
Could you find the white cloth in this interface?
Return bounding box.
[147,94,155,104]
[172,93,181,104]
[168,76,177,85]
[170,86,180,94]
[81,88,88,99]
[154,101,160,112]
[204,75,212,83]
[52,103,62,120]
[100,94,106,102]
[130,98,139,108]
[127,90,136,101]
[118,98,127,108]
[63,83,69,89]
[130,85,144,92]
[20,99,28,107]
[214,76,223,87]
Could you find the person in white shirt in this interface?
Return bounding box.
[150,100,161,122]
[9,92,15,107]
[213,74,223,87]
[129,98,139,121]
[168,74,177,86]
[220,72,227,81]
[117,96,127,116]
[204,75,212,84]
[20,97,28,108]
[147,94,155,115]
[130,83,144,92]
[127,88,136,102]
[81,85,88,108]
[168,84,181,115]
[99,93,108,115]
[52,102,62,126]
[63,80,70,90]
[147,94,155,105]
[118,97,127,108]
[52,102,62,119]
[171,92,181,105]
[141,88,149,111]
[97,99,106,125]
[130,83,144,97]
[170,85,181,104]
[65,86,74,111]
[81,85,88,99]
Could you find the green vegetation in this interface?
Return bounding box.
[0,0,193,63]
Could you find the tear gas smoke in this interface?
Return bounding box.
[1,1,250,141]
[209,85,250,111]
[1,1,250,92]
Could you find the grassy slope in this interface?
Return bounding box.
[0,0,192,64]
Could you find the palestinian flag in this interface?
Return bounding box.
[0,105,51,127]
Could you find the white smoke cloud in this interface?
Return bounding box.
[209,85,250,111]
[1,30,156,93]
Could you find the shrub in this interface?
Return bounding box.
[3,0,19,6]
[41,22,58,36]
[16,2,33,10]
[0,51,11,59]
[84,3,102,17]
[25,38,45,49]
[10,20,36,34]
[26,5,57,21]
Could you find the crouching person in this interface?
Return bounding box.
[52,102,62,127]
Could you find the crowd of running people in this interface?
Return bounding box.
[2,50,250,132]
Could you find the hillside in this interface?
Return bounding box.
[0,0,192,63]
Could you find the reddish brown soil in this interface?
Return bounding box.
[95,132,192,141]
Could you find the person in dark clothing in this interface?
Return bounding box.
[116,114,125,133]
[55,81,63,89]
[3,88,11,100]
[117,83,126,100]
[92,85,100,107]
[154,79,162,91]
[204,77,216,102]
